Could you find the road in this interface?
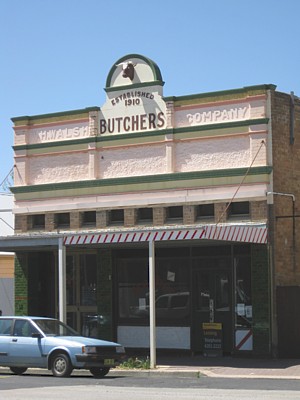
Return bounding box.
[1,370,300,399]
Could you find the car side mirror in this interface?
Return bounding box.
[32,332,42,339]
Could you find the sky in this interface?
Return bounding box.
[1,0,300,189]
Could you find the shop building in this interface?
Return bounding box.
[1,54,300,357]
[0,193,14,316]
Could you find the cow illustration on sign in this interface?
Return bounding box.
[116,61,136,81]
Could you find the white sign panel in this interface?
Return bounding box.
[99,87,167,135]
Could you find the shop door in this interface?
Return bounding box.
[66,254,97,336]
[191,267,233,354]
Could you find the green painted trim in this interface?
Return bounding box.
[11,166,272,196]
[12,171,272,201]
[163,84,277,104]
[13,118,269,153]
[175,125,249,140]
[106,54,163,88]
[170,118,269,135]
[13,137,94,152]
[12,107,100,126]
[105,80,164,93]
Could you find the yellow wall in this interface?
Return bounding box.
[0,254,14,278]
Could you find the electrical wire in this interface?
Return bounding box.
[216,140,266,226]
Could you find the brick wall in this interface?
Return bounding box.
[14,215,27,233]
[45,213,55,231]
[70,211,82,230]
[183,205,196,224]
[124,208,138,227]
[250,201,267,220]
[14,200,267,235]
[271,91,300,285]
[153,207,166,225]
[14,253,28,315]
[96,210,109,228]
[214,203,227,223]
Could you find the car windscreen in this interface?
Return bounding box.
[34,319,80,336]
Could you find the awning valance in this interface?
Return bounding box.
[64,224,267,246]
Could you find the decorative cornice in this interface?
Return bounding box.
[11,107,100,126]
[163,84,276,103]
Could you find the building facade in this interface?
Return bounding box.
[1,54,300,357]
[0,193,14,315]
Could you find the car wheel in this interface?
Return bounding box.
[89,367,110,378]
[51,353,73,377]
[10,367,27,375]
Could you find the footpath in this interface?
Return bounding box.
[149,355,300,379]
[1,356,300,380]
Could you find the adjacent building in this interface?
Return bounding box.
[0,54,300,357]
[0,193,14,315]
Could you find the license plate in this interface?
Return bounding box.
[104,359,114,365]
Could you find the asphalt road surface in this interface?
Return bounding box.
[1,370,300,399]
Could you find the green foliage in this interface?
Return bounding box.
[119,356,150,369]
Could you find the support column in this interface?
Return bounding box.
[149,240,156,369]
[58,237,66,323]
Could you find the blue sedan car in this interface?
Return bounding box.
[0,316,125,378]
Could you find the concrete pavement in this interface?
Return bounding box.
[154,355,300,379]
[1,356,300,380]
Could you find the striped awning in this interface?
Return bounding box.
[64,224,267,246]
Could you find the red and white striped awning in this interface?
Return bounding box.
[64,224,267,246]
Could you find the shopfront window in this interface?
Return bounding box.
[194,258,230,312]
[80,254,97,306]
[117,258,149,320]
[66,253,97,334]
[234,256,252,328]
[66,256,76,306]
[117,254,190,325]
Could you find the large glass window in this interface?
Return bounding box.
[66,254,97,307]
[66,256,76,306]
[193,258,230,312]
[117,254,190,325]
[117,258,149,320]
[155,258,190,323]
[80,254,97,306]
[66,253,97,335]
[234,256,252,328]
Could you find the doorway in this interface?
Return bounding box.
[28,252,56,318]
[191,260,233,354]
[66,253,97,336]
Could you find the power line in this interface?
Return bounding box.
[216,140,266,225]
[0,166,14,193]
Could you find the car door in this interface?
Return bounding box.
[8,319,46,367]
[0,318,14,366]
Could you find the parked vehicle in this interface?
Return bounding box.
[0,316,125,378]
